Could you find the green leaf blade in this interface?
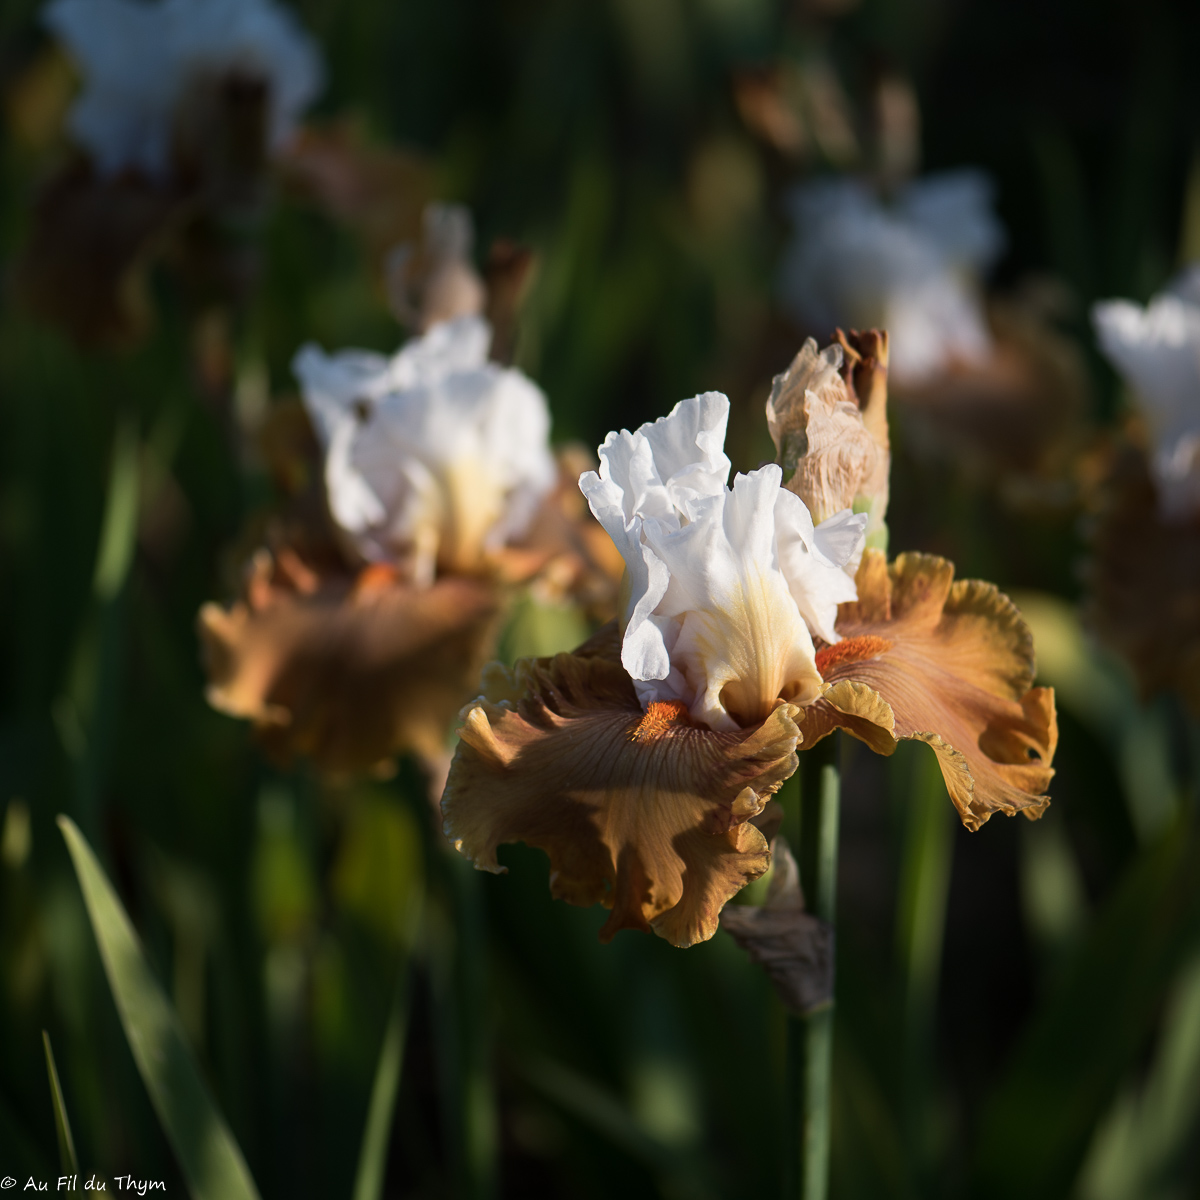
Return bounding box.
[42,1030,78,1176]
[58,816,260,1200]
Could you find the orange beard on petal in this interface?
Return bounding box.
[631,700,695,741]
[815,635,893,677]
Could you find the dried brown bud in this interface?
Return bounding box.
[766,330,890,542]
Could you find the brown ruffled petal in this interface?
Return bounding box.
[199,551,501,776]
[442,651,802,947]
[798,550,1057,830]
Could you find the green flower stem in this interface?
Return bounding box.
[895,748,954,1189]
[787,737,841,1200]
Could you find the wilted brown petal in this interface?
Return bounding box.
[835,329,891,473]
[441,649,802,947]
[798,550,1057,830]
[199,551,501,777]
[768,330,890,537]
[1086,442,1200,718]
[721,835,833,1015]
[15,157,187,347]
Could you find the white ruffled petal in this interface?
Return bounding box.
[644,468,822,730]
[1093,294,1200,517]
[584,392,865,730]
[295,318,556,573]
[774,490,865,646]
[594,392,732,526]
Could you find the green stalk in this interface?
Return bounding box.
[895,747,954,1191]
[786,737,841,1200]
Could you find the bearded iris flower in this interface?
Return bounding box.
[442,333,1057,944]
[20,0,323,345]
[1094,273,1200,521]
[1087,277,1200,716]
[200,316,562,776]
[443,391,863,946]
[294,315,557,584]
[781,178,1085,486]
[781,172,1003,384]
[44,0,323,180]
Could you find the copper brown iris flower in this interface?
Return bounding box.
[200,315,568,778]
[441,333,1057,947]
[443,389,866,946]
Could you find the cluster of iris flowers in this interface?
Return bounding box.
[6,0,1200,1195]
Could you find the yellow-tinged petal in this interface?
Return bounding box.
[798,549,1056,830]
[441,650,802,947]
[199,550,501,776]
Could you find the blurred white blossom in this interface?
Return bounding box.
[580,394,865,731]
[294,316,557,583]
[1094,269,1200,518]
[45,0,323,178]
[780,171,1004,384]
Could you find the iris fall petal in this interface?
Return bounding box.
[199,550,501,776]
[441,647,802,947]
[798,550,1057,830]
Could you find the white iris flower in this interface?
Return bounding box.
[1094,271,1200,519]
[581,394,866,732]
[780,171,1004,385]
[294,317,557,585]
[45,0,323,178]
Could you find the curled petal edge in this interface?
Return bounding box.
[442,650,802,947]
